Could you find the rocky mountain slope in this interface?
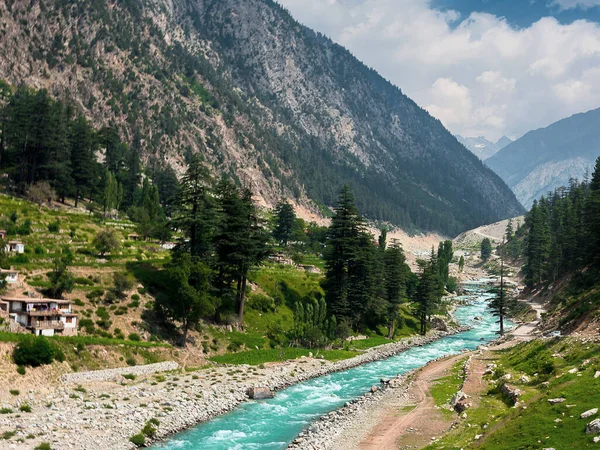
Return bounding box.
[0,0,523,235]
[456,135,512,160]
[487,108,600,208]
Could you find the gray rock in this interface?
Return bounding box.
[587,418,600,434]
[247,387,274,400]
[548,398,566,405]
[582,408,598,419]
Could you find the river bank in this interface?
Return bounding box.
[0,327,467,450]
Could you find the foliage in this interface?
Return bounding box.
[480,238,492,260]
[93,229,121,256]
[13,335,63,367]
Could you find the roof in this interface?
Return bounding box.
[7,241,23,244]
[0,297,72,304]
[0,269,18,274]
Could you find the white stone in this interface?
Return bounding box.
[582,409,598,419]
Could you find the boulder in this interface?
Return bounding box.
[450,391,467,407]
[247,387,274,400]
[431,317,448,332]
[548,398,566,405]
[499,383,521,404]
[370,385,379,393]
[454,399,471,413]
[581,408,598,419]
[586,418,600,434]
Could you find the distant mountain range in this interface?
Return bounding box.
[486,108,600,208]
[456,135,513,160]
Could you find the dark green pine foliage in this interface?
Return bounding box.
[437,240,453,288]
[524,199,550,286]
[383,241,409,338]
[213,180,270,323]
[587,159,600,265]
[415,248,444,335]
[480,238,492,261]
[158,253,218,346]
[273,200,296,247]
[488,243,514,336]
[172,156,216,260]
[323,185,367,327]
[69,116,99,207]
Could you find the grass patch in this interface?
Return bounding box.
[428,357,467,417]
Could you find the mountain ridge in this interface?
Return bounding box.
[487,107,600,207]
[0,0,524,234]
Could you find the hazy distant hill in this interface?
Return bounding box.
[487,108,600,208]
[456,135,512,160]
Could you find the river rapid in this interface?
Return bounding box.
[153,288,502,450]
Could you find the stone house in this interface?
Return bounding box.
[0,296,78,336]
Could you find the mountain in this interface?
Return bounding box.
[0,0,523,235]
[487,108,600,208]
[496,135,513,150]
[456,135,502,160]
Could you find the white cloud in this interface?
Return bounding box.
[277,0,600,141]
[551,0,600,10]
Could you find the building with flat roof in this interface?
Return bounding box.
[0,296,78,336]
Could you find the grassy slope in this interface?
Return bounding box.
[427,338,600,450]
[0,193,427,370]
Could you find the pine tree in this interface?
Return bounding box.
[69,116,98,207]
[172,156,216,260]
[458,255,465,272]
[273,200,296,247]
[480,238,492,260]
[323,185,366,325]
[586,157,600,266]
[489,242,514,336]
[415,248,444,335]
[384,241,408,338]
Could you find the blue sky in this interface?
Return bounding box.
[278,0,600,141]
[433,0,600,28]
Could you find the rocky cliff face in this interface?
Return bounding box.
[487,108,600,208]
[0,0,524,235]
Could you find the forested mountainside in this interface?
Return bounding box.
[487,107,600,208]
[455,135,511,161]
[0,0,523,235]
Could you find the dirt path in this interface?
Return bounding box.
[357,355,464,450]
[331,294,546,450]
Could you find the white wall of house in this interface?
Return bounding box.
[60,316,77,329]
[39,329,54,337]
[9,302,23,312]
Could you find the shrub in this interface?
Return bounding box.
[13,336,60,367]
[74,277,94,286]
[93,230,121,256]
[34,245,44,255]
[113,272,134,298]
[123,374,136,380]
[1,430,16,440]
[16,366,25,375]
[126,357,136,366]
[19,404,32,412]
[142,421,156,437]
[131,294,140,301]
[73,298,85,306]
[0,408,13,414]
[9,390,19,396]
[128,333,141,341]
[34,444,52,450]
[129,433,145,447]
[249,294,274,312]
[47,220,60,232]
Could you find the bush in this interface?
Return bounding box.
[74,277,94,286]
[93,230,121,256]
[113,272,134,298]
[123,374,136,380]
[248,294,274,312]
[34,444,52,450]
[34,245,45,255]
[9,389,19,396]
[126,357,136,366]
[73,298,85,306]
[131,294,140,301]
[47,220,60,232]
[142,421,156,437]
[0,408,13,414]
[16,366,26,375]
[13,336,60,367]
[129,433,145,447]
[128,333,141,342]
[19,404,32,412]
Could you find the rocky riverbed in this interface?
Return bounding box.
[0,327,467,450]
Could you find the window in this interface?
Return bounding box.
[66,317,73,324]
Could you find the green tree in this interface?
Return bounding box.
[480,238,492,261]
[157,254,218,345]
[273,200,296,247]
[458,255,465,272]
[489,242,514,336]
[172,156,215,260]
[383,242,409,338]
[102,170,122,216]
[213,180,270,323]
[46,249,74,299]
[93,229,121,256]
[323,185,368,326]
[415,249,444,335]
[587,157,600,266]
[70,116,98,207]
[437,240,453,286]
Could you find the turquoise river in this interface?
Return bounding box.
[153,287,503,450]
